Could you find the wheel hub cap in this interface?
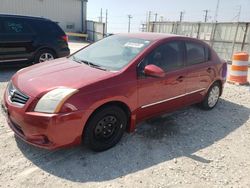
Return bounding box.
[39,53,54,63]
[95,116,117,139]
[208,86,220,107]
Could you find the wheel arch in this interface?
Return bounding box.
[36,46,57,57]
[83,101,132,137]
[213,79,223,96]
[206,79,223,96]
[34,47,58,59]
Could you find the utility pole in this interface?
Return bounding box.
[145,11,148,32]
[148,11,152,22]
[148,11,152,31]
[214,0,220,22]
[99,8,103,22]
[141,23,147,32]
[159,16,164,33]
[105,9,108,34]
[179,11,185,22]
[204,10,209,22]
[128,15,132,33]
[154,13,158,22]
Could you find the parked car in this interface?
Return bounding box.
[0,14,70,65]
[2,33,227,151]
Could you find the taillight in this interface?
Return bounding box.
[61,35,68,43]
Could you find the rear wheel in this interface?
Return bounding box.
[83,106,127,152]
[34,49,56,64]
[199,82,221,110]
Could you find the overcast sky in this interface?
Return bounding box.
[87,0,250,33]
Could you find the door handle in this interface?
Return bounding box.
[207,67,212,73]
[176,76,184,82]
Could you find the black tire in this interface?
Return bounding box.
[34,49,56,64]
[83,106,127,152]
[199,82,221,110]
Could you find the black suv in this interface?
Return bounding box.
[0,14,70,65]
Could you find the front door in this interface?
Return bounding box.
[137,40,187,121]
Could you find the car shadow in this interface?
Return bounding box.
[16,98,249,183]
[0,66,27,82]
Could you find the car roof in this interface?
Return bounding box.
[117,32,200,42]
[0,14,50,21]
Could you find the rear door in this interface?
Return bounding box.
[0,17,35,63]
[184,41,214,105]
[0,18,5,62]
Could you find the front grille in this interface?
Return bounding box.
[8,82,29,106]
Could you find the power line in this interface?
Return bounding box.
[231,5,242,22]
[236,5,241,22]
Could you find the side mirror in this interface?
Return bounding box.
[144,64,165,78]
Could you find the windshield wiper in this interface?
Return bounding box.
[72,56,107,71]
[72,56,84,64]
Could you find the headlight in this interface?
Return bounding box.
[34,88,78,113]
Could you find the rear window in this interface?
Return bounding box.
[3,19,32,34]
[33,21,64,35]
[186,42,209,65]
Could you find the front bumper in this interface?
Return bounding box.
[2,94,88,150]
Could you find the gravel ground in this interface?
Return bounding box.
[0,42,250,187]
[68,41,88,53]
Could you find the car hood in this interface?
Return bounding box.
[12,58,114,97]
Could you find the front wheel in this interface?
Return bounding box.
[34,49,56,64]
[199,82,221,110]
[83,106,127,152]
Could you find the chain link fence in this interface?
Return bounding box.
[148,21,250,61]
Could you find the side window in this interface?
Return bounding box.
[186,42,208,65]
[0,21,3,33]
[34,21,63,35]
[3,19,32,34]
[140,41,185,72]
[50,23,63,34]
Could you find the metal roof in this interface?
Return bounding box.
[0,14,50,21]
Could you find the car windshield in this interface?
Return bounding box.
[70,35,152,71]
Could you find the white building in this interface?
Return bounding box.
[0,0,88,33]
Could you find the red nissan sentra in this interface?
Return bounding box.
[2,33,227,151]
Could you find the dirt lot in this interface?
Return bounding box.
[0,42,250,188]
[68,41,88,53]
